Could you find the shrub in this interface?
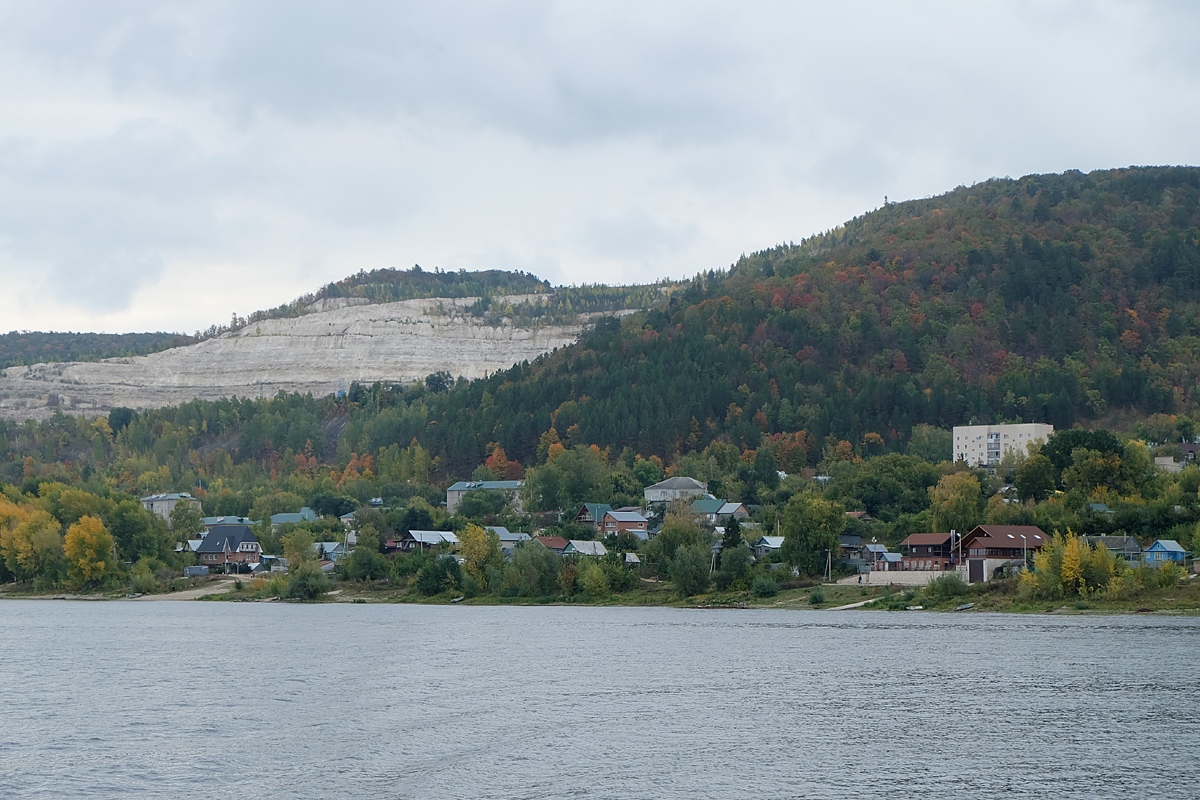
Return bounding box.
[342,547,388,581]
[577,559,610,598]
[923,574,969,603]
[751,575,779,597]
[415,557,462,596]
[128,571,160,595]
[286,561,330,601]
[1156,561,1187,589]
[808,588,826,606]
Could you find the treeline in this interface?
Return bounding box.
[0,330,197,369]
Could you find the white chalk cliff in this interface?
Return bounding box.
[0,297,590,421]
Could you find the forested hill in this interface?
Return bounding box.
[404,166,1200,473]
[4,166,1200,490]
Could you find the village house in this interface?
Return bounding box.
[754,535,784,559]
[643,476,708,504]
[269,507,318,529]
[314,541,346,562]
[563,540,607,556]
[1083,535,1143,563]
[195,524,261,573]
[141,492,202,525]
[533,535,569,554]
[486,526,531,556]
[395,529,459,552]
[688,497,750,524]
[445,480,523,514]
[898,532,957,571]
[599,510,648,537]
[202,515,253,532]
[1144,539,1189,566]
[961,524,1048,583]
[573,503,613,532]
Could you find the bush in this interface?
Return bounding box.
[714,545,752,591]
[923,574,969,603]
[808,588,826,606]
[128,571,160,595]
[342,547,388,581]
[415,557,462,596]
[286,561,330,601]
[460,572,482,598]
[751,575,779,597]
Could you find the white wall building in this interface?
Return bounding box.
[953,423,1054,467]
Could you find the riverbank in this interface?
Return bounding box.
[6,574,1200,615]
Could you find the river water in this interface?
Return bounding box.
[0,601,1196,799]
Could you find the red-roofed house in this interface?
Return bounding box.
[533,535,569,554]
[961,525,1047,582]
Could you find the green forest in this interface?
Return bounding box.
[3,166,1200,601]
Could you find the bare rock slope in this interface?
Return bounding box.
[0,297,587,421]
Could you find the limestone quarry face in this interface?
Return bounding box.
[0,297,589,422]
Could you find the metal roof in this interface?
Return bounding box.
[605,510,647,523]
[447,480,523,491]
[565,540,607,556]
[406,530,459,545]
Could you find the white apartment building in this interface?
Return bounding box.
[953,423,1054,467]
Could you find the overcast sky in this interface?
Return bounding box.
[0,1,1197,334]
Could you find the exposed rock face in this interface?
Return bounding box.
[0,297,587,421]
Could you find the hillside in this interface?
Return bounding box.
[3,165,1200,488]
[0,297,596,422]
[403,166,1200,473]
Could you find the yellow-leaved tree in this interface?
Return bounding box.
[1,501,65,584]
[64,515,116,587]
[457,523,502,584]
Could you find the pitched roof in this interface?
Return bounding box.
[864,543,888,554]
[900,533,954,547]
[1084,535,1142,552]
[970,525,1047,539]
[196,525,257,553]
[141,492,195,502]
[576,503,613,521]
[689,497,725,514]
[533,535,568,551]
[486,526,531,543]
[203,515,252,526]
[879,552,902,563]
[270,507,318,525]
[564,540,607,556]
[405,530,459,546]
[968,525,1048,548]
[447,480,523,491]
[756,536,784,549]
[645,476,707,491]
[1149,539,1186,553]
[625,552,642,564]
[604,510,647,523]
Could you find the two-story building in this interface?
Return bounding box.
[643,476,708,504]
[961,524,1048,582]
[599,510,649,538]
[141,492,202,525]
[195,525,261,573]
[898,532,957,571]
[445,480,524,514]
